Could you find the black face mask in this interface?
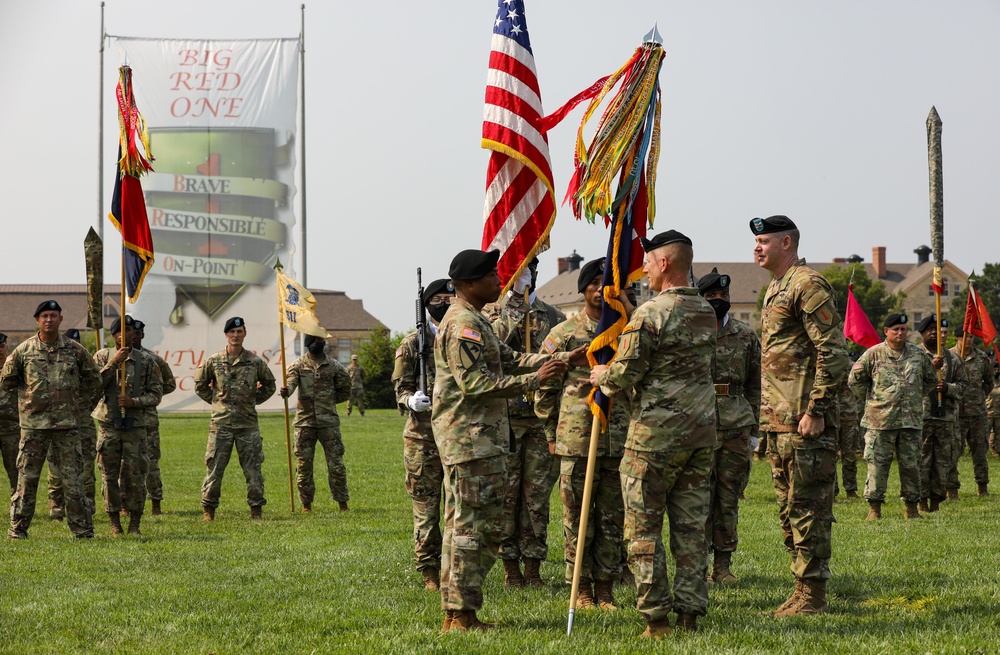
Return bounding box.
[707,298,730,320]
[427,303,449,323]
[307,341,326,355]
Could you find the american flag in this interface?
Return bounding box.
[481,0,556,289]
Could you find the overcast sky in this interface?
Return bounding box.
[2,0,998,332]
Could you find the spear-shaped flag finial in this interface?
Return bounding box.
[643,23,663,45]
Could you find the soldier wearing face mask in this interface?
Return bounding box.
[698,268,761,586]
[280,334,354,512]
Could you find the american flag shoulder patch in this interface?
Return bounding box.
[542,337,556,353]
[460,327,482,342]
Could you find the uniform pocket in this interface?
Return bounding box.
[630,539,657,585]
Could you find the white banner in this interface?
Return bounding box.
[112,37,300,411]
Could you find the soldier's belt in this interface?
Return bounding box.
[714,383,742,396]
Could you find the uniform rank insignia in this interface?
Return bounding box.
[460,327,482,342]
[542,337,556,354]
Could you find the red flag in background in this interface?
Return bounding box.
[843,283,881,348]
[963,283,998,346]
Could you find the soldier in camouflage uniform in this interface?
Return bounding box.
[987,359,1000,458]
[132,320,177,515]
[46,328,100,520]
[486,256,566,588]
[346,355,365,416]
[92,315,163,535]
[698,268,761,586]
[433,249,583,632]
[917,315,966,512]
[194,317,277,520]
[280,334,353,512]
[1,300,101,539]
[535,258,631,610]
[751,216,849,617]
[392,278,454,591]
[848,313,937,519]
[948,326,992,497]
[591,231,717,638]
[0,333,19,494]
[833,377,860,498]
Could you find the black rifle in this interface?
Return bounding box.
[416,268,428,395]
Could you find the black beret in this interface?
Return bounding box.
[697,267,731,294]
[883,313,907,328]
[109,315,135,334]
[954,325,964,337]
[449,249,501,281]
[303,334,324,349]
[33,300,62,317]
[0,332,7,345]
[749,215,798,235]
[917,314,947,333]
[578,257,606,293]
[224,317,246,333]
[133,320,146,331]
[64,328,82,342]
[422,278,455,305]
[640,230,692,253]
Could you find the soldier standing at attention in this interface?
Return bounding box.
[590,231,717,638]
[346,355,365,416]
[132,320,176,515]
[848,314,937,519]
[987,357,1000,458]
[280,334,353,512]
[487,256,566,588]
[698,268,761,586]
[916,315,966,512]
[433,249,584,632]
[194,317,277,521]
[751,215,848,617]
[833,376,861,499]
[1,300,102,539]
[92,315,163,535]
[392,277,455,591]
[0,333,19,495]
[535,257,632,610]
[948,325,992,498]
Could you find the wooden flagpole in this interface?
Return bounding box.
[275,261,296,514]
[567,415,601,635]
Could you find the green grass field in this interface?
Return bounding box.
[2,409,999,654]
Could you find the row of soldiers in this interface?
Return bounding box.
[393,214,997,637]
[0,306,362,538]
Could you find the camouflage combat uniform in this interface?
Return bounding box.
[0,383,19,494]
[948,345,991,492]
[140,347,176,503]
[0,334,101,538]
[92,347,163,516]
[848,341,936,503]
[431,297,570,612]
[488,294,565,565]
[595,287,718,623]
[708,316,761,555]
[393,327,444,574]
[535,311,632,585]
[919,343,966,503]
[286,351,353,506]
[194,348,277,510]
[760,260,848,583]
[47,385,100,519]
[346,361,365,416]
[988,373,1000,457]
[834,378,860,495]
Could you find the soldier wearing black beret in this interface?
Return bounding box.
[33,300,62,318]
[947,322,993,499]
[883,313,907,329]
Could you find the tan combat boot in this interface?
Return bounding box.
[127,513,141,535]
[439,610,454,633]
[151,500,162,516]
[904,502,923,519]
[108,511,124,536]
[523,558,545,587]
[575,582,598,609]
[978,483,990,497]
[866,501,882,521]
[774,579,804,617]
[675,612,699,633]
[712,551,738,584]
[202,506,215,521]
[786,579,828,615]
[594,580,617,610]
[450,610,495,631]
[919,498,929,513]
[502,559,525,588]
[947,489,959,501]
[250,506,263,520]
[422,568,440,591]
[301,502,312,514]
[640,618,672,639]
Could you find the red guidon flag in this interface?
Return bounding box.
[843,283,881,348]
[481,0,556,291]
[963,281,998,346]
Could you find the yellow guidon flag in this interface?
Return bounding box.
[276,266,330,338]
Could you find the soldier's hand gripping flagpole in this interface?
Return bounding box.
[927,106,946,414]
[275,259,296,514]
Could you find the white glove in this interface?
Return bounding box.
[749,436,760,450]
[408,390,432,413]
[512,267,533,294]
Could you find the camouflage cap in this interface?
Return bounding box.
[749,215,797,235]
[449,249,501,281]
[577,257,606,293]
[33,300,62,317]
[224,317,246,333]
[64,328,82,342]
[640,230,692,253]
[422,278,455,305]
[883,313,907,328]
[109,315,135,335]
[697,267,731,295]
